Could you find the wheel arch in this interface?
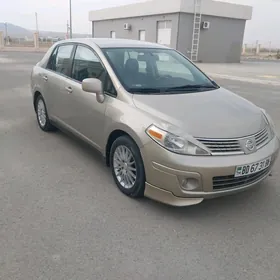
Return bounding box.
[105,126,145,167]
[33,91,42,111]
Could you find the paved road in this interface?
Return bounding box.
[199,61,280,86]
[1,52,280,280]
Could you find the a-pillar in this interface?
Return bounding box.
[0,31,4,49]
[34,32,39,49]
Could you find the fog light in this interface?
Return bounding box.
[180,178,199,191]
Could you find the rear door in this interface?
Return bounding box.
[44,44,75,123]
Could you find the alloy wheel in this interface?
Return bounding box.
[113,145,137,189]
[37,99,47,127]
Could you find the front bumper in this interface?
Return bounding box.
[141,136,280,206]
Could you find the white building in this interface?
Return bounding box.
[89,0,253,63]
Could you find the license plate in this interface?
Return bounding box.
[235,157,271,177]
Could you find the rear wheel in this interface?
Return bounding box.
[110,136,145,198]
[35,95,56,132]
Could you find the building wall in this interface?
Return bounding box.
[176,13,246,63]
[176,13,194,59]
[198,15,246,63]
[92,13,180,50]
[92,12,246,63]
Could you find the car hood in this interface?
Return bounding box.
[132,87,266,138]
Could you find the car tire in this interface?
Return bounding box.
[110,135,145,198]
[35,95,56,132]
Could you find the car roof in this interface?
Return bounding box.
[56,38,170,49]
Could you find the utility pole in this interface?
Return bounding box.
[66,21,70,39]
[69,0,73,38]
[35,12,39,34]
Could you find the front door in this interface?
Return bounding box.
[64,45,116,150]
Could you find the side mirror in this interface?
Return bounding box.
[82,78,105,103]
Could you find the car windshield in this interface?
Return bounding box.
[102,47,219,94]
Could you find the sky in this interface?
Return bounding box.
[0,0,280,47]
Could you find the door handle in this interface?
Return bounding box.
[65,86,73,93]
[42,75,48,81]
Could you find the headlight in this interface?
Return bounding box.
[146,125,210,155]
[261,109,277,138]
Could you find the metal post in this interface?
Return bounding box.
[4,22,8,45]
[255,40,259,54]
[0,31,4,48]
[69,0,73,39]
[34,32,39,49]
[35,12,39,48]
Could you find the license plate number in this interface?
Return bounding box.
[235,157,271,177]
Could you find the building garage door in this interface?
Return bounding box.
[156,20,172,47]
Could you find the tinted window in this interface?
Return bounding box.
[72,45,116,96]
[54,45,74,76]
[102,47,218,94]
[47,47,58,71]
[72,45,104,82]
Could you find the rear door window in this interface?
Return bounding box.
[48,44,74,77]
[47,47,58,71]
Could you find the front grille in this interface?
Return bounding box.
[213,168,270,190]
[196,126,271,155]
[255,127,270,149]
[197,139,242,155]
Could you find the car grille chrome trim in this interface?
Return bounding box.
[196,126,270,155]
[212,168,270,190]
[197,139,243,155]
[255,127,270,149]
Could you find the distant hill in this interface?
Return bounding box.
[0,22,89,39]
[37,30,90,39]
[0,23,32,38]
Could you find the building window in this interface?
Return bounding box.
[139,30,146,41]
[156,20,172,47]
[110,31,116,39]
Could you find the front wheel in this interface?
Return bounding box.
[110,136,145,198]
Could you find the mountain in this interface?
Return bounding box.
[0,23,89,39]
[0,23,32,38]
[36,30,90,39]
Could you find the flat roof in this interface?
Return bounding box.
[89,0,253,22]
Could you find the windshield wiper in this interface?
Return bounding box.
[128,88,163,94]
[128,84,218,94]
[165,84,218,92]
